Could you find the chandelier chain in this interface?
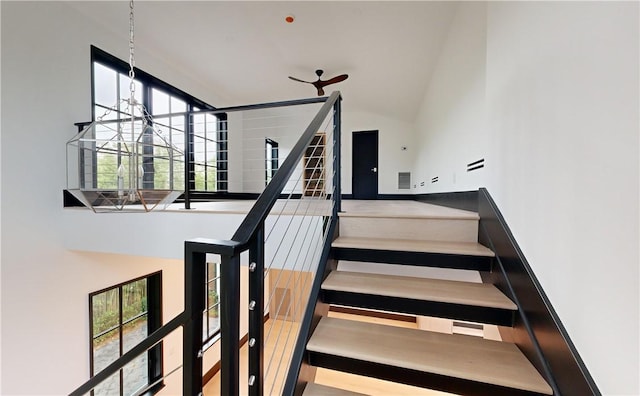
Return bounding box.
[128,0,136,102]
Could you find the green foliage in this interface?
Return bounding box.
[92,280,147,343]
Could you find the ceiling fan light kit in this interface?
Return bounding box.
[288,69,349,96]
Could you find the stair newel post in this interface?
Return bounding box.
[248,224,265,396]
[183,246,206,396]
[332,96,342,215]
[220,252,241,396]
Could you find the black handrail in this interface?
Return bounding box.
[72,96,327,130]
[184,91,342,396]
[231,92,342,246]
[68,311,187,396]
[68,92,342,396]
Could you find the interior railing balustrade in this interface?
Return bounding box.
[68,91,342,396]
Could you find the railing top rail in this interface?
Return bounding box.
[230,91,341,247]
[68,311,187,396]
[74,96,328,128]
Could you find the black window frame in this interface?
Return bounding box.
[89,271,163,396]
[90,46,225,196]
[204,261,221,346]
[265,138,279,186]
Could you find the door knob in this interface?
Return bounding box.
[371,167,377,173]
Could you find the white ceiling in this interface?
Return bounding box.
[67,1,458,121]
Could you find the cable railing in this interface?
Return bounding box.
[68,96,327,210]
[186,91,342,396]
[68,91,342,396]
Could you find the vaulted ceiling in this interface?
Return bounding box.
[67,1,458,121]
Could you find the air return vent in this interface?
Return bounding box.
[467,158,485,172]
[398,172,411,189]
[431,176,439,183]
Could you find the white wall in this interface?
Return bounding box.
[413,2,488,194]
[0,2,226,394]
[341,110,416,195]
[413,2,639,394]
[239,104,321,193]
[227,112,245,193]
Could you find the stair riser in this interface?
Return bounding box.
[321,291,515,327]
[308,353,549,396]
[339,217,478,243]
[332,247,493,272]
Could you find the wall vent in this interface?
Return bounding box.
[431,176,439,183]
[467,158,485,172]
[398,172,411,189]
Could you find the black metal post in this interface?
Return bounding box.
[220,253,241,396]
[183,248,206,396]
[248,226,265,396]
[184,109,194,209]
[333,96,342,215]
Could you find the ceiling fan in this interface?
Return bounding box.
[288,69,349,96]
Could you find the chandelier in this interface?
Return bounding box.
[66,0,183,212]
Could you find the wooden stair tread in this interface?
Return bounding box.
[302,383,368,396]
[332,236,495,257]
[340,201,479,220]
[307,317,552,395]
[339,211,479,220]
[323,271,517,310]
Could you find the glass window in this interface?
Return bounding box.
[204,261,221,342]
[90,273,162,396]
[265,139,279,185]
[191,109,221,192]
[91,46,220,195]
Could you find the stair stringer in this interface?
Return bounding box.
[478,188,601,396]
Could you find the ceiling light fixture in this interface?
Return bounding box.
[285,15,295,24]
[66,0,183,213]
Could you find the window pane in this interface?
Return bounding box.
[93,371,120,396]
[193,114,205,134]
[153,117,170,135]
[171,116,185,132]
[207,150,217,167]
[208,306,220,335]
[119,74,143,107]
[123,354,148,396]
[123,314,148,352]
[207,262,218,281]
[95,105,118,120]
[171,96,186,113]
[93,327,120,372]
[193,164,205,190]
[92,289,120,336]
[94,63,117,107]
[122,279,147,323]
[154,144,171,189]
[206,167,217,191]
[207,281,218,307]
[173,161,185,191]
[152,88,170,115]
[205,114,217,135]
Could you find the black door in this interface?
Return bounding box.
[352,130,378,199]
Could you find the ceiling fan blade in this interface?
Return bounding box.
[288,76,313,84]
[318,74,349,87]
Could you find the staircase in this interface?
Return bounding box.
[298,201,553,396]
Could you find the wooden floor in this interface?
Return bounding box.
[203,312,456,396]
[164,199,474,219]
